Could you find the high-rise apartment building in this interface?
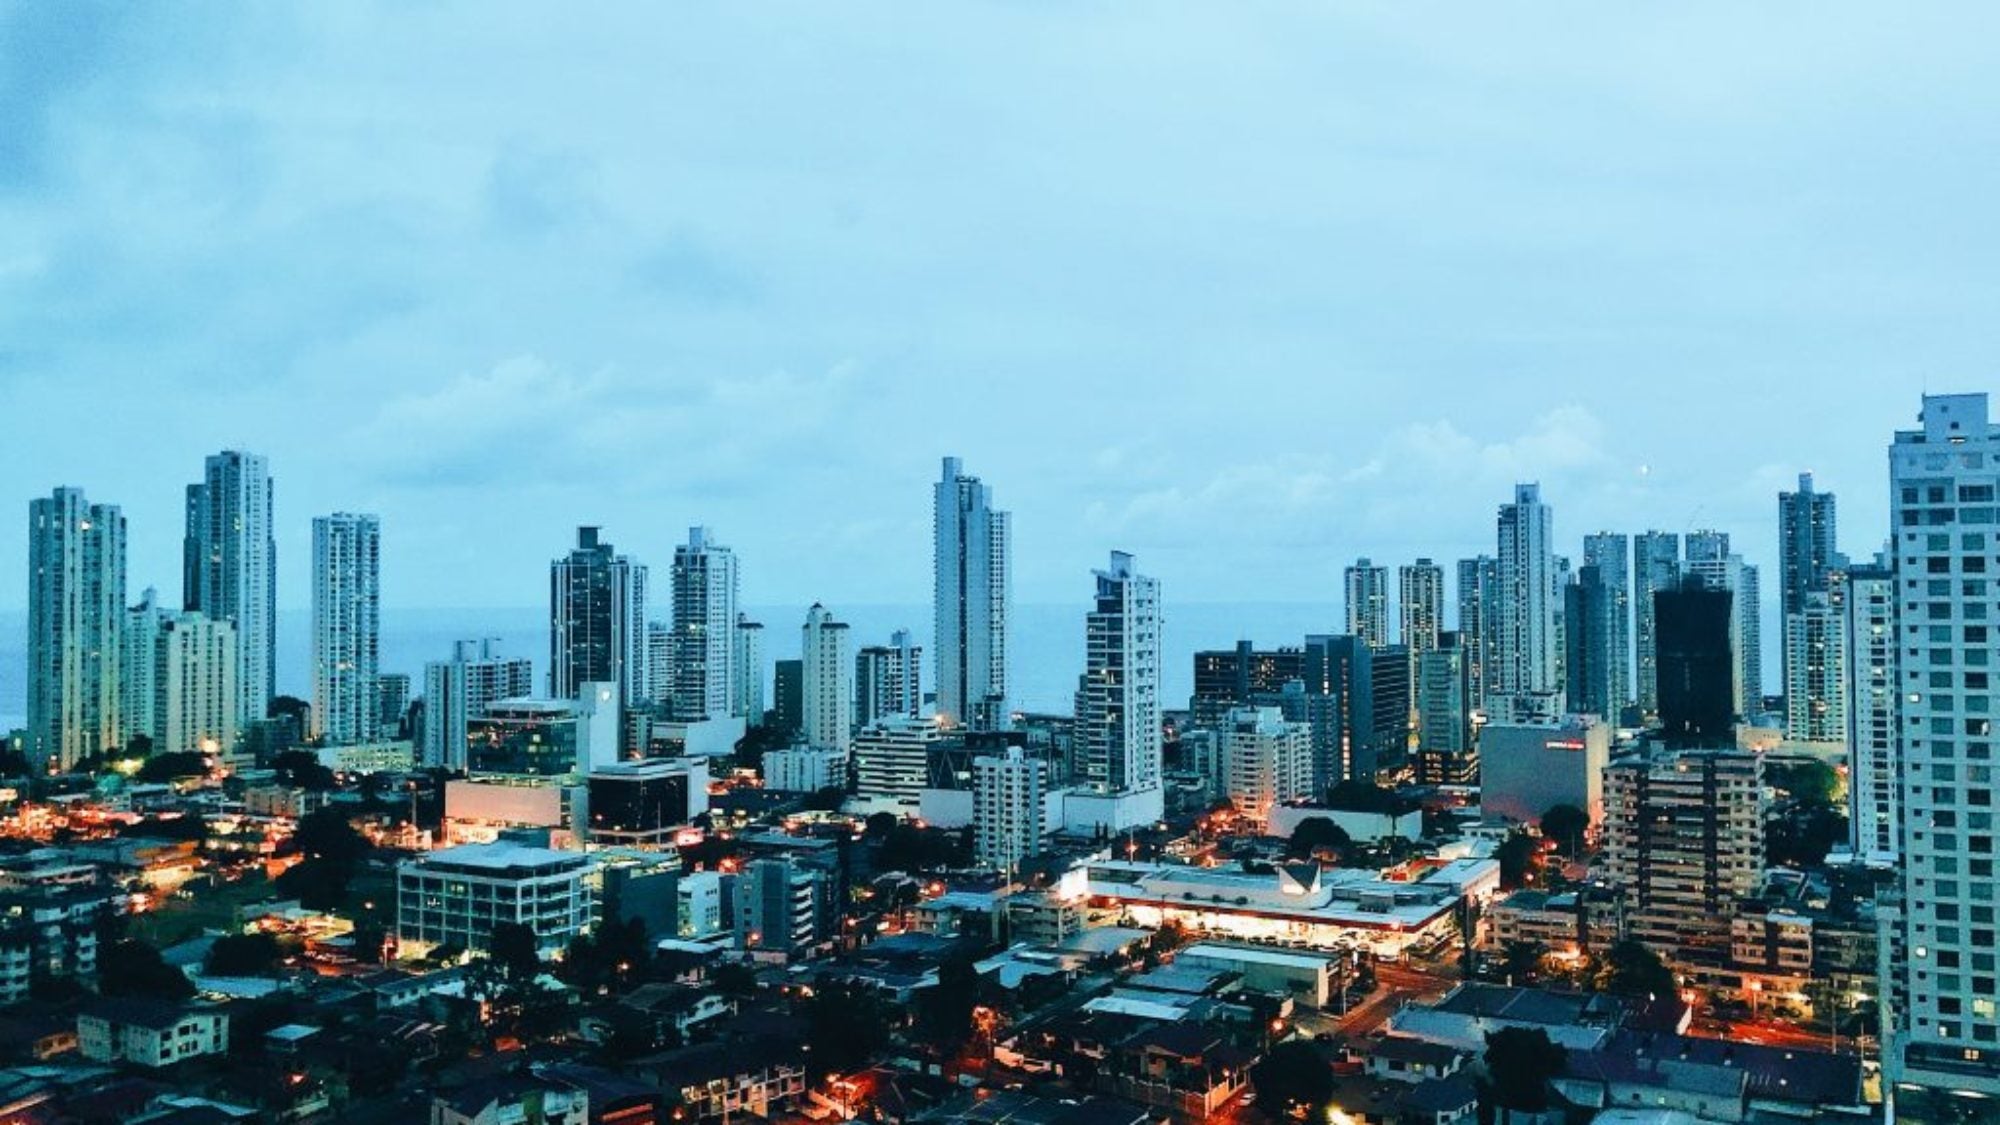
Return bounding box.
[801,604,853,752]
[670,527,737,722]
[120,588,167,750]
[1492,484,1561,719]
[1220,706,1313,826]
[1779,472,1840,618]
[1655,578,1735,745]
[549,526,647,707]
[1455,555,1498,707]
[312,513,381,746]
[1399,559,1444,656]
[973,746,1048,874]
[853,715,946,811]
[1844,562,1897,866]
[1563,563,1620,723]
[934,457,1009,730]
[733,858,826,960]
[1344,558,1390,649]
[732,615,765,723]
[1633,532,1682,722]
[646,620,674,708]
[1783,585,1848,744]
[1888,393,2000,1089]
[1191,643,1304,725]
[184,451,274,725]
[420,639,535,770]
[1415,634,1474,785]
[1684,550,1763,717]
[1077,552,1161,798]
[856,629,921,729]
[154,612,239,758]
[377,672,412,734]
[1581,533,1632,720]
[28,488,125,771]
[1602,745,1764,960]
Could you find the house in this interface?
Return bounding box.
[432,1072,588,1125]
[638,1037,807,1123]
[1101,1020,1256,1120]
[77,1000,229,1068]
[1364,1037,1468,1085]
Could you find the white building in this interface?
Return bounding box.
[27,487,124,771]
[671,526,738,722]
[1889,393,2000,1093]
[119,588,166,751]
[762,745,849,794]
[973,746,1047,873]
[1399,559,1444,656]
[1784,586,1848,744]
[420,639,534,770]
[934,456,1009,730]
[856,629,922,729]
[854,716,946,811]
[549,525,648,705]
[646,620,675,708]
[1077,551,1162,808]
[732,614,765,723]
[1844,562,1897,865]
[1220,706,1313,827]
[396,843,594,956]
[1492,483,1561,719]
[184,450,275,726]
[311,512,381,746]
[678,870,724,938]
[78,1000,229,1069]
[155,612,240,759]
[801,604,853,752]
[1345,558,1390,649]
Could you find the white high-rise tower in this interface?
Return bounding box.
[28,487,125,771]
[1398,559,1444,656]
[934,457,1009,730]
[184,451,274,726]
[313,513,381,746]
[1492,483,1560,720]
[1344,558,1390,649]
[1078,551,1161,800]
[800,604,853,752]
[670,527,738,722]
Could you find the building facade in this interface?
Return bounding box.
[732,615,764,724]
[154,612,240,759]
[670,526,738,722]
[801,604,853,752]
[934,456,1010,730]
[183,450,275,725]
[1399,559,1444,657]
[550,525,647,707]
[1345,558,1390,650]
[1220,706,1314,826]
[1492,484,1561,719]
[311,512,381,746]
[1632,531,1682,723]
[1078,552,1162,801]
[1581,532,1632,721]
[1844,563,1898,865]
[420,639,535,770]
[1783,586,1849,744]
[396,843,593,956]
[855,629,922,729]
[973,746,1048,873]
[1601,746,1763,960]
[28,487,125,770]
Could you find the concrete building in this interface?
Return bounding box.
[1220,706,1313,826]
[1843,562,1897,865]
[119,587,166,751]
[311,512,381,746]
[1601,745,1763,960]
[734,858,825,960]
[1491,484,1561,721]
[1655,578,1737,744]
[1076,552,1164,827]
[670,526,738,722]
[1684,546,1764,720]
[801,603,853,752]
[420,639,534,770]
[28,487,125,771]
[1400,559,1445,657]
[935,456,1010,730]
[183,450,274,726]
[1581,532,1632,722]
[1783,586,1848,744]
[1416,634,1474,785]
[762,745,850,793]
[78,1000,229,1069]
[1455,555,1498,709]
[856,629,922,729]
[377,671,411,734]
[550,525,647,706]
[1779,471,1840,692]
[396,843,594,956]
[1564,563,1621,723]
[974,745,1048,874]
[1191,642,1305,725]
[1632,531,1682,723]
[854,715,947,812]
[587,758,710,848]
[153,612,240,759]
[732,614,764,724]
[677,870,725,938]
[466,685,619,779]
[647,619,675,709]
[1479,716,1610,827]
[772,659,803,734]
[1345,558,1390,649]
[1368,643,1412,778]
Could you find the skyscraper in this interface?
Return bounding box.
[973,746,1047,874]
[1779,472,1839,618]
[1632,531,1681,722]
[120,588,167,751]
[1783,585,1847,744]
[856,629,922,728]
[1220,705,1314,826]
[646,621,674,708]
[732,615,765,724]
[154,612,240,758]
[1398,559,1444,656]
[1581,532,1632,719]
[670,527,738,722]
[184,451,274,725]
[1344,558,1390,649]
[28,487,125,770]
[1415,634,1475,785]
[1455,555,1498,707]
[312,513,381,746]
[420,639,534,770]
[1492,483,1560,719]
[1078,551,1161,798]
[1602,746,1764,960]
[1889,393,2000,1091]
[550,526,647,707]
[1843,561,1897,866]
[1654,577,1735,745]
[1563,563,1620,723]
[1684,549,1763,718]
[800,603,853,752]
[934,457,1009,730]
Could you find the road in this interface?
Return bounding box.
[1687,1015,1855,1054]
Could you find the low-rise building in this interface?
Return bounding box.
[77,999,229,1068]
[1487,887,1625,958]
[396,842,594,956]
[431,1073,589,1125]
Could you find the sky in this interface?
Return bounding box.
[3,3,1999,618]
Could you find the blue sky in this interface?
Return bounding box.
[2,3,1997,613]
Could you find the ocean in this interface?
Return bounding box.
[0,601,1346,730]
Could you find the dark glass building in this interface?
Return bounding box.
[1653,577,1735,745]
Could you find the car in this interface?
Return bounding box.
[1240,1092,1256,1106]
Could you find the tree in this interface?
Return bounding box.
[1768,760,1840,806]
[1540,804,1588,858]
[1495,831,1541,889]
[1483,1027,1566,1122]
[276,807,375,910]
[711,961,758,996]
[562,917,649,995]
[136,752,210,782]
[1768,803,1848,868]
[273,750,337,791]
[801,786,847,812]
[99,939,194,1000]
[864,812,899,838]
[1250,1040,1333,1116]
[204,932,286,976]
[804,981,892,1077]
[1285,817,1351,858]
[1594,939,1675,999]
[489,922,543,984]
[1498,940,1546,985]
[918,954,982,1049]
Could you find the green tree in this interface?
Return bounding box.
[1483,1027,1567,1122]
[917,953,982,1049]
[1285,817,1351,858]
[273,749,337,790]
[1594,939,1676,999]
[204,932,286,976]
[489,921,543,983]
[1495,831,1541,889]
[136,752,210,782]
[711,961,759,996]
[99,939,194,1000]
[1498,940,1546,985]
[1768,760,1840,806]
[1250,1040,1333,1117]
[804,981,892,1077]
[1539,804,1588,858]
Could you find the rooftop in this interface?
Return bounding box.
[405,842,590,875]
